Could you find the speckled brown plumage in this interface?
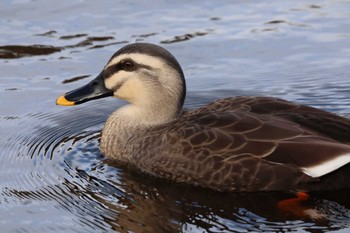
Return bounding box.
[101,96,350,192]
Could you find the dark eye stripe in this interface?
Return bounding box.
[103,59,154,80]
[104,64,121,79]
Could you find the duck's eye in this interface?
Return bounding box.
[122,60,134,70]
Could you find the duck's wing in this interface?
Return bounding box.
[147,110,350,191]
[188,96,350,143]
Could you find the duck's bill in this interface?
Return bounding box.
[56,71,113,106]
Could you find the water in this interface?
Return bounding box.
[1,0,350,232]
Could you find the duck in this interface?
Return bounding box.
[56,43,350,192]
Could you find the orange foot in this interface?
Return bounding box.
[277,192,324,220]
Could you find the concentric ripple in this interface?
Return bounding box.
[0,102,122,232]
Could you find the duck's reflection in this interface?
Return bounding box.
[71,159,350,231]
[6,160,350,232]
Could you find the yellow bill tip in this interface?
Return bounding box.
[56,95,75,106]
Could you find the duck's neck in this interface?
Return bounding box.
[118,102,180,125]
[100,103,180,160]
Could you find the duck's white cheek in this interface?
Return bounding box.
[105,73,121,90]
[114,82,129,99]
[114,78,146,102]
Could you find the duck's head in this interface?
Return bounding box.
[56,43,186,123]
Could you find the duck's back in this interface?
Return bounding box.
[188,96,350,143]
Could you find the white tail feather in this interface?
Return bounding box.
[301,153,350,177]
